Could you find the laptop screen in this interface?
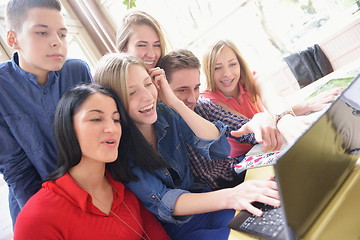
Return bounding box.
[275,75,360,238]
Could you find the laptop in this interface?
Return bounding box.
[228,74,360,240]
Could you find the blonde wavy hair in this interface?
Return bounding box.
[202,39,259,103]
[93,52,147,110]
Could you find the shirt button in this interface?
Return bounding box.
[43,89,48,94]
[151,195,156,199]
[164,172,169,176]
[175,164,179,169]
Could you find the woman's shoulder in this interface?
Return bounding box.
[155,103,188,134]
[200,90,216,98]
[157,102,175,113]
[16,187,61,223]
[19,175,81,219]
[201,89,227,103]
[156,102,181,121]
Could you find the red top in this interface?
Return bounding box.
[14,173,170,240]
[201,84,263,157]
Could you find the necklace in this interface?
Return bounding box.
[102,197,151,240]
[147,128,157,150]
[72,177,151,240]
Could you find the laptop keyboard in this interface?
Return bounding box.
[239,203,285,239]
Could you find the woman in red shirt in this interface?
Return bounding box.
[202,39,342,155]
[14,84,170,240]
[201,40,264,157]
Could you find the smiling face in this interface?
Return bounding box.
[8,7,68,82]
[126,64,158,128]
[169,68,200,111]
[125,24,161,69]
[213,46,241,97]
[73,93,121,165]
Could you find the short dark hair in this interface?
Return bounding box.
[6,0,62,31]
[49,83,155,182]
[158,49,200,83]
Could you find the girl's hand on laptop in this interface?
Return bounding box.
[227,179,280,217]
[293,87,344,116]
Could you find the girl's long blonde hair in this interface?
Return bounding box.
[93,53,169,170]
[203,39,259,103]
[93,52,147,110]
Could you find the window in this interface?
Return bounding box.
[0,0,102,71]
[98,0,359,74]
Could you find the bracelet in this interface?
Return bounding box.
[274,110,295,127]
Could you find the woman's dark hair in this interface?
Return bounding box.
[48,83,165,182]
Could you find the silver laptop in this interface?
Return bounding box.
[228,74,360,240]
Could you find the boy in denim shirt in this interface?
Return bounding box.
[0,0,92,224]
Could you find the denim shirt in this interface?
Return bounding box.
[125,103,230,225]
[0,53,92,214]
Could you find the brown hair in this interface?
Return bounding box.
[116,10,167,60]
[6,0,62,31]
[158,49,200,83]
[203,39,259,103]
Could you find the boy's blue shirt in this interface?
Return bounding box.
[0,53,92,219]
[125,103,230,225]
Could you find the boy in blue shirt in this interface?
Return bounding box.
[0,0,92,224]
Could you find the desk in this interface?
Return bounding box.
[288,57,360,106]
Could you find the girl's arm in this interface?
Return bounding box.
[149,68,220,140]
[126,159,279,222]
[255,76,309,143]
[291,87,343,115]
[174,179,280,217]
